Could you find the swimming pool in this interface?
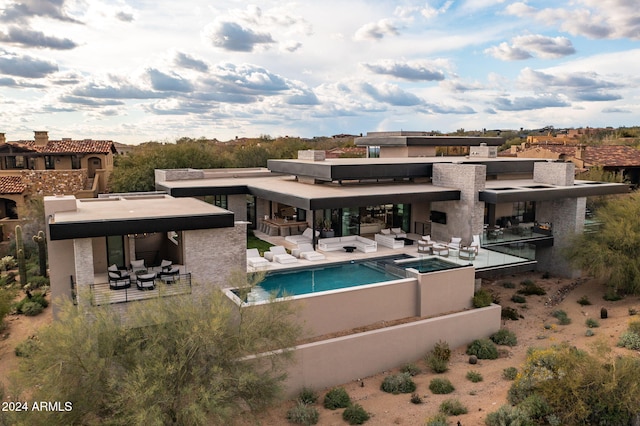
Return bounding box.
[240,255,463,302]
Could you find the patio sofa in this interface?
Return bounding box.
[285,227,318,245]
[374,233,404,249]
[317,235,377,253]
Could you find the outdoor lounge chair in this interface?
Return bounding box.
[130,259,146,273]
[159,267,180,283]
[417,235,433,253]
[159,259,173,271]
[284,227,319,245]
[108,271,131,290]
[469,234,481,254]
[448,237,462,250]
[136,272,156,290]
[247,248,270,268]
[391,228,407,238]
[264,246,298,264]
[292,243,326,261]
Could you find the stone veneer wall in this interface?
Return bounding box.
[182,222,246,295]
[227,195,247,222]
[154,168,205,182]
[73,238,94,310]
[431,163,486,242]
[20,169,87,195]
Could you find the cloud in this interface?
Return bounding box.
[602,107,632,113]
[71,81,163,99]
[147,69,193,92]
[485,35,575,60]
[210,63,289,93]
[360,82,422,106]
[440,79,485,92]
[518,68,622,101]
[59,95,125,106]
[362,60,445,81]
[281,41,302,53]
[505,1,640,40]
[0,51,58,77]
[492,95,570,111]
[286,87,320,105]
[0,26,77,49]
[204,21,274,52]
[115,11,134,22]
[174,52,209,72]
[0,0,82,24]
[354,19,400,41]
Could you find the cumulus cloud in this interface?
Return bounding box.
[602,107,632,113]
[354,19,400,41]
[115,11,134,22]
[281,41,302,53]
[286,87,320,105]
[0,51,58,77]
[204,21,274,52]
[71,81,163,99]
[0,0,82,24]
[360,82,422,106]
[518,68,621,101]
[174,52,209,72]
[59,95,124,106]
[210,62,289,93]
[486,35,575,60]
[362,60,445,81]
[147,69,193,92]
[0,26,77,49]
[505,1,640,40]
[440,79,485,92]
[492,95,569,111]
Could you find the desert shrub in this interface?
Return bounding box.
[472,288,493,308]
[577,295,592,306]
[342,403,370,425]
[323,387,350,410]
[511,294,526,303]
[518,281,546,296]
[439,398,468,416]
[410,393,422,404]
[520,394,552,422]
[14,338,39,357]
[501,306,520,321]
[466,338,498,360]
[400,362,421,376]
[297,387,318,405]
[502,367,518,380]
[502,281,516,289]
[380,373,416,394]
[603,290,622,301]
[585,318,599,328]
[431,340,451,361]
[585,329,595,337]
[628,320,640,335]
[425,413,448,426]
[629,307,638,315]
[426,354,449,373]
[541,271,550,279]
[485,405,533,426]
[27,276,49,289]
[21,301,43,316]
[617,331,640,350]
[286,402,319,425]
[466,370,483,383]
[491,329,518,346]
[551,309,571,325]
[429,378,455,394]
[0,287,16,326]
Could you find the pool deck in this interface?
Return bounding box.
[249,232,533,274]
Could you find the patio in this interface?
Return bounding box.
[249,231,535,273]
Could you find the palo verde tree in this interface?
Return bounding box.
[12,272,302,426]
[565,193,640,298]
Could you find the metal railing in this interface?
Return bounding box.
[89,273,192,306]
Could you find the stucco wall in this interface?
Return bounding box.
[278,304,501,397]
[412,266,475,316]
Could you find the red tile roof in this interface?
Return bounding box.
[0,176,25,194]
[10,139,115,154]
[523,145,640,167]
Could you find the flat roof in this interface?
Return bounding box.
[481,179,630,202]
[48,195,234,240]
[355,132,504,147]
[158,175,461,209]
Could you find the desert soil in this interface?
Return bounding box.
[2,272,639,426]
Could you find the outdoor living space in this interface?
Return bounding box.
[45,194,245,314]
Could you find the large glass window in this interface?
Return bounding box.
[106,235,125,268]
[5,156,25,169]
[203,195,228,209]
[44,155,55,169]
[367,146,380,158]
[246,195,256,230]
[71,155,81,169]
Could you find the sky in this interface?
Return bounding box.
[0,0,639,144]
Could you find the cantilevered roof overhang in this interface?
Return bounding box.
[480,180,631,203]
[354,133,504,147]
[48,195,234,240]
[158,175,460,210]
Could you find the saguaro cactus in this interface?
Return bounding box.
[15,225,27,286]
[32,231,47,277]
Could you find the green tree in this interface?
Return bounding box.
[0,286,16,330]
[12,274,302,425]
[566,193,640,296]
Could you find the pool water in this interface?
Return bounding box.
[395,257,461,273]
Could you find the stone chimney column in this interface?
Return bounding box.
[0,133,5,144]
[34,131,48,146]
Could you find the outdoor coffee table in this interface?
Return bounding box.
[343,246,357,253]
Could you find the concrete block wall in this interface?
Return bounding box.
[154,168,205,182]
[431,163,486,242]
[534,161,574,186]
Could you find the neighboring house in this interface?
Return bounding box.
[156,135,629,279]
[0,131,118,239]
[44,193,244,317]
[512,144,640,185]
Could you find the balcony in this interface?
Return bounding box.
[89,273,192,306]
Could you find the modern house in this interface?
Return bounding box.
[155,135,629,278]
[0,131,118,240]
[44,193,245,316]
